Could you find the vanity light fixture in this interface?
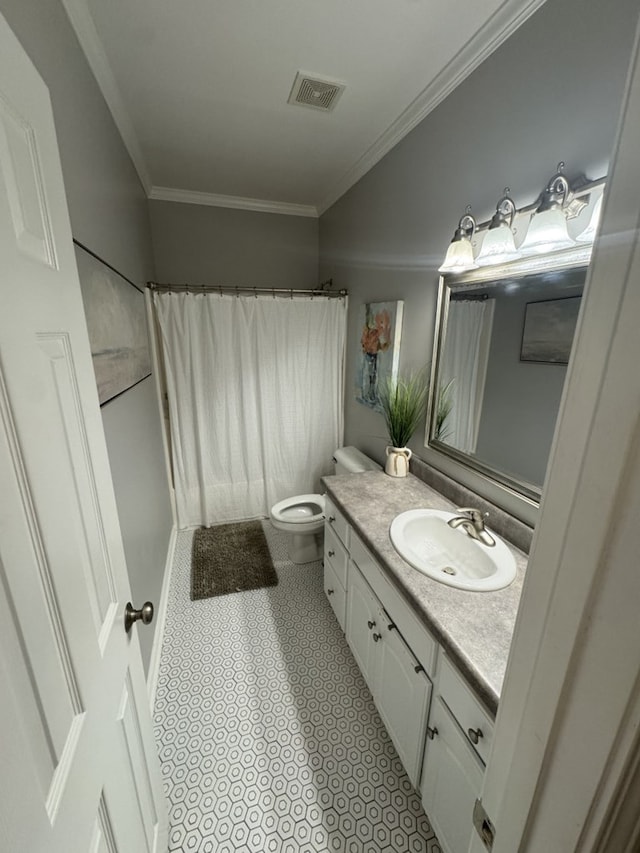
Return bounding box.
[475,188,520,266]
[576,194,603,243]
[438,206,479,273]
[518,162,576,255]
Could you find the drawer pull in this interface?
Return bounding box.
[328,516,336,524]
[328,549,335,557]
[414,664,424,674]
[427,726,438,740]
[372,632,382,642]
[388,622,396,631]
[327,588,334,596]
[468,727,484,745]
[367,620,376,629]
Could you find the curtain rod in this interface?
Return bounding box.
[146,281,347,298]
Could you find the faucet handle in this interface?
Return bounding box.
[457,508,488,525]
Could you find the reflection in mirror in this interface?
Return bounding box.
[427,255,589,502]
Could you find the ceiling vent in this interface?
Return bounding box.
[288,71,345,112]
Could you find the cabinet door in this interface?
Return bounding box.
[421,698,483,853]
[374,624,432,787]
[346,561,380,692]
[324,559,346,631]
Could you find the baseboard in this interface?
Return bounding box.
[147,524,178,712]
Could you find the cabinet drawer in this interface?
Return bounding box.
[350,531,438,677]
[324,561,346,631]
[438,653,494,765]
[324,523,348,588]
[324,496,350,549]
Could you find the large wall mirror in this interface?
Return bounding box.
[425,248,592,503]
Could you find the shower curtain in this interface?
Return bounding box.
[154,291,346,528]
[440,298,495,454]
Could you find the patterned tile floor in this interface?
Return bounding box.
[153,523,442,853]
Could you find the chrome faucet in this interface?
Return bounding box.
[448,508,495,547]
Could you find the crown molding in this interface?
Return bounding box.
[316,0,548,215]
[149,186,318,218]
[60,0,151,194]
[62,0,546,218]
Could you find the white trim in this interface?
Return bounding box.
[316,0,548,215]
[60,0,151,193]
[472,14,640,850]
[149,186,318,218]
[147,525,177,712]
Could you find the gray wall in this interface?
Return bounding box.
[1,0,174,672]
[319,0,640,523]
[149,201,318,286]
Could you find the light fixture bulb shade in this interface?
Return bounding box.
[519,207,575,255]
[438,237,478,273]
[576,195,603,243]
[475,224,520,266]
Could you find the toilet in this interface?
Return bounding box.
[270,446,381,564]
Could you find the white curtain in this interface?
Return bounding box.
[440,298,495,454]
[154,291,346,528]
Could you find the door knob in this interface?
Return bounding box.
[124,601,154,633]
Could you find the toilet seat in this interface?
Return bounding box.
[270,494,325,530]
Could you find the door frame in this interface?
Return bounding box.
[472,13,640,852]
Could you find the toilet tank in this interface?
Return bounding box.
[333,446,381,475]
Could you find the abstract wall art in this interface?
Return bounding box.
[75,243,151,405]
[355,300,404,411]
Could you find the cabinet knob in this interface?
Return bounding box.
[414,664,425,674]
[372,632,382,642]
[367,620,376,629]
[327,588,334,596]
[328,516,336,523]
[468,727,484,745]
[427,726,439,740]
[328,549,335,557]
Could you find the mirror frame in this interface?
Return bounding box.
[425,245,593,506]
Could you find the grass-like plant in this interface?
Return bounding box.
[378,369,429,449]
[434,378,454,441]
[379,370,454,447]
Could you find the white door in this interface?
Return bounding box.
[374,624,431,787]
[0,13,168,853]
[422,697,483,853]
[346,561,380,691]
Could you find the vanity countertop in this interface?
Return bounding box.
[322,470,528,715]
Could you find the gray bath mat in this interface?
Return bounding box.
[191,520,278,600]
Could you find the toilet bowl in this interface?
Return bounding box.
[269,447,381,564]
[270,494,325,564]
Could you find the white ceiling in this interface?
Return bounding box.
[62,0,546,216]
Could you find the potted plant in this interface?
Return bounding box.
[378,369,428,478]
[379,371,453,477]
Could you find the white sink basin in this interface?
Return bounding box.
[389,509,517,592]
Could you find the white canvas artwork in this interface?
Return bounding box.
[75,244,151,404]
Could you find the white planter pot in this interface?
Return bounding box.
[385,446,412,478]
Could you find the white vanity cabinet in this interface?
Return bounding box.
[323,497,350,630]
[322,493,497,843]
[421,653,495,853]
[346,533,435,787]
[420,696,484,853]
